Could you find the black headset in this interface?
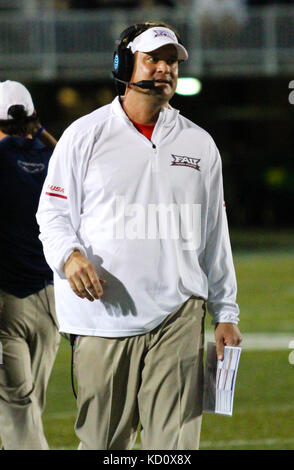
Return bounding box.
[112,22,184,95]
[112,23,150,95]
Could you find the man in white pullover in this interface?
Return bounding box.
[37,21,242,450]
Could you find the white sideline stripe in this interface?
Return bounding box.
[200,437,294,448]
[54,437,294,450]
[205,331,294,350]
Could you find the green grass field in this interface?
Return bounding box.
[41,247,294,450]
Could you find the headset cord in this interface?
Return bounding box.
[70,334,77,400]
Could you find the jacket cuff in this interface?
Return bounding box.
[211,312,240,325]
[55,245,88,279]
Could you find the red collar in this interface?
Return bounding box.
[130,119,155,141]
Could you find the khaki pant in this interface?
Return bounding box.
[74,297,205,450]
[0,285,60,450]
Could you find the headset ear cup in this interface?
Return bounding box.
[112,46,134,95]
[112,23,150,95]
[113,47,134,82]
[112,48,124,95]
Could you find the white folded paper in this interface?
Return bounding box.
[203,342,241,416]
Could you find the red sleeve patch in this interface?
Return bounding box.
[46,185,68,199]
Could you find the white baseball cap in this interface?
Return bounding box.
[127,27,188,61]
[0,80,35,120]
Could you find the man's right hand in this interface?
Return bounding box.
[64,250,105,301]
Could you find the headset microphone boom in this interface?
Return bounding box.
[112,76,156,90]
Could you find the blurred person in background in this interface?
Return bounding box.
[0,80,60,450]
[193,0,248,47]
[37,21,242,450]
[194,0,248,23]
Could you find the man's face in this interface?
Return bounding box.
[130,44,179,102]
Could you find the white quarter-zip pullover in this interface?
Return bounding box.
[36,97,239,336]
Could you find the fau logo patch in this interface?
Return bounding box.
[171,155,201,171]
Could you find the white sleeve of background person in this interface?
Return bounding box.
[203,141,240,325]
[36,123,91,278]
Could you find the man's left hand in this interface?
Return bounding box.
[214,323,242,361]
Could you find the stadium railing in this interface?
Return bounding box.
[0,4,293,80]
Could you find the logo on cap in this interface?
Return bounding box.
[154,29,175,41]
